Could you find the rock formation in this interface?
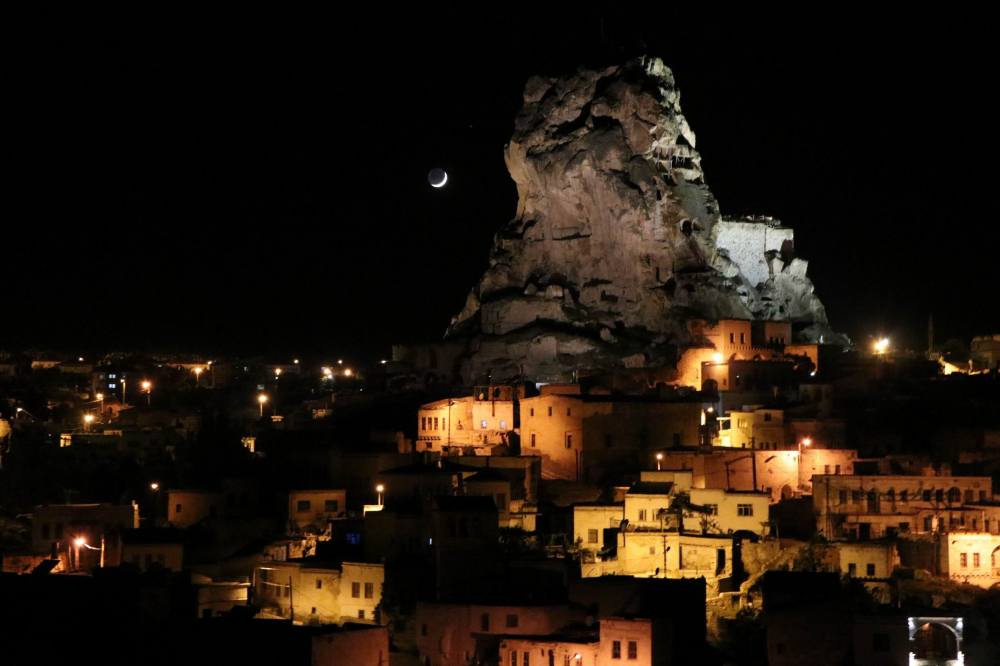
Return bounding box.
[446,57,845,384]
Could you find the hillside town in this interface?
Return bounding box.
[2,321,999,665]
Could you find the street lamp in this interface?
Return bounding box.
[712,353,723,363]
[376,484,384,506]
[874,338,889,354]
[194,367,203,385]
[73,537,86,571]
[656,452,663,471]
[96,392,104,416]
[84,414,95,431]
[150,482,159,491]
[258,394,268,417]
[141,380,152,405]
[275,368,283,378]
[343,368,353,377]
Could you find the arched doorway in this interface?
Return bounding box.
[913,623,958,660]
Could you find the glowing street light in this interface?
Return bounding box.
[96,392,104,415]
[712,353,723,364]
[74,537,86,548]
[380,360,387,364]
[343,368,353,377]
[338,360,343,365]
[656,452,663,470]
[293,359,299,364]
[874,338,889,354]
[193,367,203,385]
[376,484,384,506]
[258,394,268,417]
[84,414,95,431]
[275,368,283,378]
[150,482,159,491]
[141,380,152,405]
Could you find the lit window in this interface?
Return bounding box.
[500,420,506,429]
[109,383,116,388]
[481,420,487,429]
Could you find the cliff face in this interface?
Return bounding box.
[447,57,841,384]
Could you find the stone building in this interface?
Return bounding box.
[812,473,993,540]
[32,502,139,571]
[416,386,522,454]
[255,560,384,625]
[655,448,857,501]
[416,601,579,666]
[716,407,784,449]
[519,393,701,481]
[287,489,347,533]
[971,333,1000,370]
[946,532,1000,588]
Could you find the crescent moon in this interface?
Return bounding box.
[431,171,448,188]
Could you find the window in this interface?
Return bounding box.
[924,516,933,531]
[365,582,374,598]
[297,500,311,513]
[872,633,890,652]
[835,465,841,474]
[965,489,974,503]
[108,383,116,388]
[531,434,536,448]
[500,420,506,429]
[549,651,554,666]
[627,641,637,660]
[524,653,529,666]
[506,614,518,628]
[421,417,426,430]
[839,490,847,505]
[511,652,517,666]
[866,563,875,576]
[530,409,534,417]
[887,489,895,503]
[948,487,961,503]
[848,563,857,577]
[764,413,772,422]
[496,494,507,510]
[481,420,488,429]
[563,656,570,666]
[567,408,571,416]
[973,553,980,568]
[434,417,439,430]
[900,490,907,503]
[705,504,718,515]
[284,585,290,598]
[672,433,682,447]
[565,434,572,449]
[442,419,446,431]
[55,524,63,539]
[737,504,753,516]
[316,579,323,589]
[481,613,490,632]
[325,499,339,512]
[352,582,361,598]
[548,406,552,417]
[899,522,909,533]
[740,332,745,344]
[981,491,987,502]
[638,510,647,521]
[824,465,830,474]
[358,610,365,619]
[649,546,655,555]
[961,553,968,568]
[922,489,931,501]
[729,333,735,343]
[41,524,50,540]
[588,529,598,543]
[936,489,944,503]
[612,641,621,659]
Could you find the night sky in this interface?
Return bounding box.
[6,6,998,359]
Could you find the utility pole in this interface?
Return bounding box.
[750,437,758,492]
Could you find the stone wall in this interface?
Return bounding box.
[714,220,794,289]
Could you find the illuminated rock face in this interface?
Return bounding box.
[448,57,841,383]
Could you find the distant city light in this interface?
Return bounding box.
[141,381,151,390]
[338,360,343,365]
[293,359,299,364]
[380,360,387,364]
[275,368,283,376]
[78,357,84,361]
[344,369,353,377]
[150,483,159,490]
[802,438,811,447]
